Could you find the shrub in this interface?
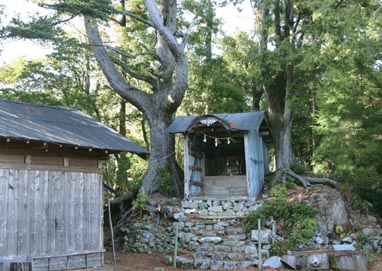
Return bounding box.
[132,193,148,209]
[243,187,317,253]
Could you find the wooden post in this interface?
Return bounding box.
[108,199,117,271]
[173,222,179,269]
[258,219,262,271]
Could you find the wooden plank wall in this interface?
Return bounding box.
[0,168,103,265]
[202,175,247,197]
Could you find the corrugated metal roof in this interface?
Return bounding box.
[0,99,148,154]
[167,111,267,133]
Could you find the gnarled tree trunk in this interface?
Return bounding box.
[84,0,188,196]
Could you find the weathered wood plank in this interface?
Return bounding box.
[0,169,7,256]
[17,170,29,255]
[69,158,98,168]
[0,154,24,164]
[31,156,64,166]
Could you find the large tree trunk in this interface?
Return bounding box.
[259,0,295,172]
[140,108,182,195]
[84,0,188,197]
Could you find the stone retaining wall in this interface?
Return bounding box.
[122,196,382,270]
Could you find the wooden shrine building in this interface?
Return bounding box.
[0,100,148,271]
[168,112,273,199]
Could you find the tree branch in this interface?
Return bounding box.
[84,15,150,111]
[144,0,182,58]
[112,58,158,90]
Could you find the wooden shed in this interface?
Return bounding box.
[168,112,272,199]
[0,100,148,271]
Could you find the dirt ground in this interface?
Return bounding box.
[101,251,382,271]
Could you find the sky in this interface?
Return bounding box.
[0,0,255,66]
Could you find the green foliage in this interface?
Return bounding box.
[132,193,148,209]
[243,191,317,252]
[269,241,288,257]
[286,217,317,249]
[157,167,176,196]
[354,231,377,264]
[335,225,346,240]
[42,0,117,20]
[269,184,288,198]
[355,231,374,249]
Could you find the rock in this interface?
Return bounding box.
[312,187,348,236]
[176,256,193,267]
[362,228,375,236]
[314,236,324,245]
[342,236,353,244]
[194,258,210,269]
[244,245,257,255]
[263,256,283,269]
[251,229,272,244]
[333,244,356,251]
[209,206,223,213]
[238,261,253,269]
[199,237,222,244]
[173,212,187,222]
[367,215,378,223]
[210,260,224,270]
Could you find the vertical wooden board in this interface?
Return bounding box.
[40,171,49,256]
[66,172,78,252]
[244,133,253,197]
[28,170,43,256]
[97,174,104,250]
[88,173,102,250]
[83,172,91,250]
[255,135,264,192]
[63,172,70,253]
[183,135,190,198]
[46,170,56,254]
[0,169,7,256]
[262,141,270,174]
[75,172,85,252]
[7,169,18,256]
[16,169,29,256]
[52,171,66,254]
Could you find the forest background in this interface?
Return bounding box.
[0,0,381,214]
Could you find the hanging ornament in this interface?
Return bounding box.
[203,134,207,143]
[215,137,218,147]
[227,137,231,144]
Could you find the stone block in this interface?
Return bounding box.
[199,237,222,244]
[223,261,239,269]
[210,260,224,270]
[194,258,210,270]
[227,234,246,241]
[244,245,257,255]
[214,245,231,252]
[251,229,272,244]
[209,206,223,213]
[225,253,244,261]
[239,261,253,269]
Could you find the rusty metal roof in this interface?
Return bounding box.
[167,111,269,133]
[0,99,148,154]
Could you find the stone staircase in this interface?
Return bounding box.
[170,198,266,269]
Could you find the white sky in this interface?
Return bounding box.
[0,0,255,66]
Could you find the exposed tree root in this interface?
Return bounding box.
[285,169,338,189]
